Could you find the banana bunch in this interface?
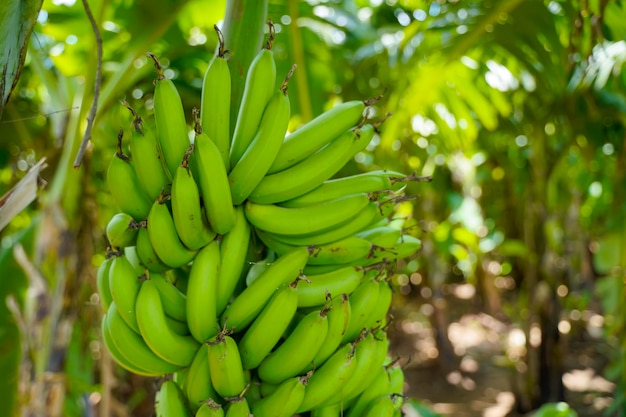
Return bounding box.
[100,22,429,417]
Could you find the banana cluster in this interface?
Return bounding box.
[100,23,425,417]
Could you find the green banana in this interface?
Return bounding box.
[307,236,377,266]
[326,330,379,407]
[184,343,220,413]
[366,278,393,330]
[229,38,277,167]
[364,234,422,264]
[171,146,217,250]
[107,129,152,220]
[166,315,191,336]
[297,267,363,307]
[155,380,190,417]
[148,53,191,178]
[244,250,275,286]
[228,67,293,205]
[387,364,405,397]
[356,226,402,248]
[135,226,169,273]
[346,366,390,417]
[238,282,298,370]
[106,212,141,248]
[296,343,357,413]
[96,254,114,311]
[311,403,342,417]
[187,240,221,342]
[245,193,370,236]
[195,399,224,417]
[279,170,414,208]
[147,194,197,268]
[108,253,141,333]
[313,294,351,367]
[267,100,367,174]
[251,375,307,417]
[200,25,231,170]
[135,279,200,367]
[105,302,181,374]
[342,276,381,343]
[150,271,187,322]
[216,205,251,315]
[363,395,395,417]
[248,124,376,204]
[193,115,236,235]
[207,332,248,398]
[101,313,161,377]
[265,201,379,247]
[220,247,308,331]
[124,103,169,200]
[257,306,329,384]
[224,397,250,417]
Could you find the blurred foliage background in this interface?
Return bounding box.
[0,0,625,416]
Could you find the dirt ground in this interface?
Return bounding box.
[387,284,617,417]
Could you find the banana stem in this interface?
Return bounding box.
[222,0,268,135]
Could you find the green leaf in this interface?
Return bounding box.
[0,0,43,117]
[532,402,578,417]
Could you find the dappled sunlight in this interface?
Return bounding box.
[563,369,615,393]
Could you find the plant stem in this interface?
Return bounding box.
[222,0,268,135]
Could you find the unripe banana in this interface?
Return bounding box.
[171,146,217,250]
[257,306,329,384]
[147,195,197,268]
[151,271,187,322]
[96,254,114,311]
[268,100,367,174]
[244,250,275,286]
[313,294,351,367]
[296,343,357,413]
[201,26,231,171]
[265,201,379,247]
[228,67,294,205]
[124,103,169,200]
[346,366,390,417]
[387,364,405,397]
[135,279,200,367]
[363,395,395,417]
[207,332,248,398]
[108,254,141,333]
[297,267,363,307]
[135,226,170,273]
[184,343,220,413]
[187,240,221,342]
[166,315,191,336]
[107,129,152,220]
[307,236,377,266]
[278,170,410,208]
[365,234,422,264]
[106,212,141,248]
[193,115,236,235]
[249,124,376,204]
[356,226,402,248]
[366,278,393,329]
[220,247,308,331]
[195,399,224,417]
[216,205,251,315]
[326,330,379,406]
[342,276,381,343]
[105,302,181,374]
[238,282,298,370]
[229,39,277,167]
[148,53,191,179]
[245,193,370,236]
[224,397,250,417]
[251,375,307,417]
[310,403,342,417]
[155,380,190,417]
[101,313,160,377]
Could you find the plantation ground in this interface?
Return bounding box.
[390,285,616,417]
